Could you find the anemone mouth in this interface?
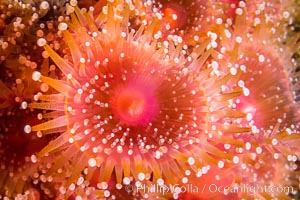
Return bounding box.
[110,78,159,126]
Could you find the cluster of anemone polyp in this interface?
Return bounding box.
[1,0,300,199]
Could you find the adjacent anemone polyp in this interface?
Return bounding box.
[154,0,215,45]
[235,45,300,130]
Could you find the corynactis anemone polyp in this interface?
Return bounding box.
[234,45,300,131]
[0,1,76,198]
[0,68,54,197]
[224,129,300,199]
[24,2,250,198]
[154,0,215,46]
[210,3,300,132]
[192,3,300,199]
